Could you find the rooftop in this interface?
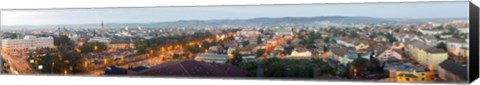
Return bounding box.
[134,60,246,77]
[439,59,467,80]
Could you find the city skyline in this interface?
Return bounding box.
[1,1,468,26]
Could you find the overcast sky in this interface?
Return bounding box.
[0,1,469,25]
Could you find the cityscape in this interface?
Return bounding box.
[0,1,470,83]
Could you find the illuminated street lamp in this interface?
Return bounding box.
[29,59,34,63]
[94,45,98,51]
[38,65,43,70]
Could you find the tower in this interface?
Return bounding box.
[124,24,129,31]
[98,21,105,33]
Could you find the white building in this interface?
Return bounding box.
[457,28,469,34]
[2,35,54,51]
[376,48,404,63]
[88,37,111,45]
[288,46,312,58]
[237,29,261,37]
[275,28,293,36]
[418,29,444,35]
[194,53,228,64]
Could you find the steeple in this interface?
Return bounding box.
[101,20,104,30]
[125,24,129,31]
[96,20,105,37]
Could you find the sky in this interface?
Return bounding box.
[0,1,469,25]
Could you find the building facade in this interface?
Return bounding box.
[1,36,54,51]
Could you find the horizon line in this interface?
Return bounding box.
[1,16,469,26]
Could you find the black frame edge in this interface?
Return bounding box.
[469,1,479,83]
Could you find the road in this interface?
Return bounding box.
[1,51,37,74]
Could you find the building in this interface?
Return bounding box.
[383,61,431,82]
[329,47,357,65]
[133,60,246,77]
[108,39,133,50]
[275,28,293,36]
[88,37,111,45]
[418,29,444,35]
[354,40,370,53]
[437,59,467,82]
[406,40,448,71]
[237,29,261,38]
[457,27,469,34]
[288,46,312,58]
[1,36,54,51]
[447,38,468,55]
[375,47,404,63]
[194,53,228,64]
[336,36,355,47]
[422,35,439,46]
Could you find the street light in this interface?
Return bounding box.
[38,65,43,70]
[29,59,34,63]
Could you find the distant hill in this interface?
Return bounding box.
[1,16,467,30]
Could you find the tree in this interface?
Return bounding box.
[53,35,74,46]
[134,40,147,54]
[239,62,257,77]
[256,36,262,44]
[80,42,107,54]
[283,46,294,55]
[384,33,398,43]
[35,48,86,74]
[448,27,457,34]
[259,58,334,78]
[231,51,243,66]
[185,45,203,54]
[323,37,331,43]
[256,49,265,57]
[242,41,250,47]
[436,42,448,51]
[351,58,370,75]
[8,33,19,39]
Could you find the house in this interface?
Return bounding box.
[396,33,421,43]
[373,35,387,42]
[288,45,312,58]
[208,45,225,53]
[329,47,357,65]
[457,27,469,34]
[194,53,228,64]
[238,29,261,38]
[236,47,253,55]
[406,40,448,71]
[418,29,444,35]
[422,35,438,46]
[133,60,247,77]
[447,38,468,55]
[354,39,370,53]
[437,59,467,82]
[336,36,355,47]
[391,42,405,50]
[108,39,133,50]
[382,61,431,82]
[239,54,257,62]
[375,46,404,63]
